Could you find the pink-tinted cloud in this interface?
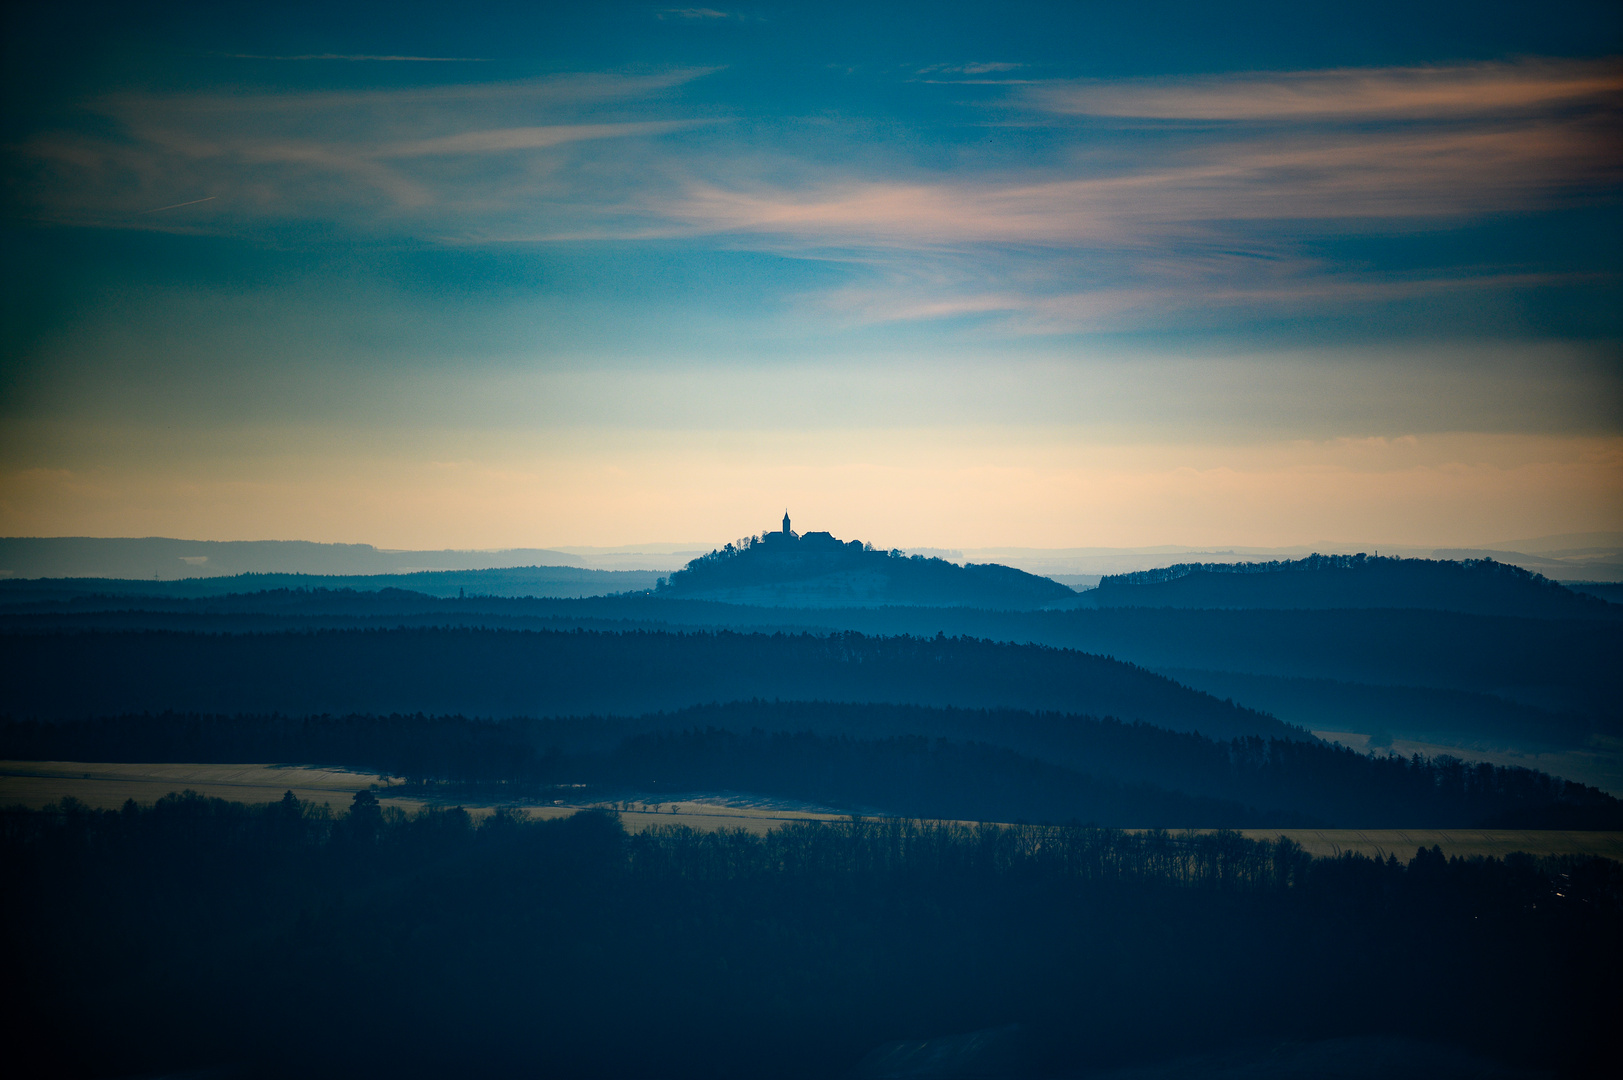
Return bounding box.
[1027,59,1623,119]
[10,72,718,228]
[656,8,738,19]
[9,56,1618,341]
[918,62,1023,76]
[813,262,1605,334]
[379,121,709,157]
[654,118,1618,247]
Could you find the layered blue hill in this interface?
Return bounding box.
[0,565,660,600]
[0,536,584,580]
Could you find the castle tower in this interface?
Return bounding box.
[782,510,792,535]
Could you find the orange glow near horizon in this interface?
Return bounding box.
[3,428,1617,551]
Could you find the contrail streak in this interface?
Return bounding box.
[140,196,217,214]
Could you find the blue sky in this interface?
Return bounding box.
[2,1,1620,548]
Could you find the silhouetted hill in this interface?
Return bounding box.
[657,527,1074,608]
[1087,554,1617,619]
[0,627,1292,741]
[0,536,584,580]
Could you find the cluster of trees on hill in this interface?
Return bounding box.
[8,704,1618,828]
[0,627,1293,740]
[1092,553,1615,619]
[5,797,1616,1078]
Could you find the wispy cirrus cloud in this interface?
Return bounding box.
[11,70,720,229]
[813,262,1609,335]
[377,121,709,158]
[656,8,741,19]
[1026,58,1623,119]
[918,61,1024,77]
[8,56,1618,335]
[654,120,1616,246]
[618,59,1621,329]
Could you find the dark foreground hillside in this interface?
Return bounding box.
[0,628,1294,741]
[10,705,1618,829]
[5,799,1616,1079]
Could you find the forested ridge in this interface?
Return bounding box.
[0,627,1295,740]
[5,796,1616,1078]
[8,704,1618,828]
[1092,553,1618,619]
[4,588,1612,733]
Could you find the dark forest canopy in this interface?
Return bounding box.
[656,526,1075,608]
[5,800,1617,1078]
[1091,553,1619,619]
[0,627,1296,741]
[8,705,1618,829]
[5,585,1611,718]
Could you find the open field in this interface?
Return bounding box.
[0,761,850,830]
[5,761,1622,858]
[0,760,427,815]
[1221,828,1623,860]
[581,799,850,834]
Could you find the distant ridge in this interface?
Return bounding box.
[0,537,583,581]
[1092,553,1616,619]
[656,521,1074,609]
[0,565,661,600]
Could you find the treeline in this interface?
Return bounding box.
[0,627,1295,740]
[4,796,1617,1078]
[592,728,1275,827]
[7,703,1619,828]
[590,725,1622,829]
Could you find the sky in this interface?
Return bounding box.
[2,0,1620,551]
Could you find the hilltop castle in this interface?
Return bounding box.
[764,512,852,551]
